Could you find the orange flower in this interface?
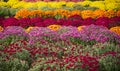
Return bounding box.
[47,24,62,31]
[81,10,93,19]
[15,9,30,19]
[116,10,120,17]
[110,26,120,35]
[70,10,81,17]
[93,10,105,18]
[25,26,34,33]
[0,26,3,32]
[30,10,43,18]
[77,26,85,31]
[44,10,54,18]
[104,10,116,18]
[54,9,70,18]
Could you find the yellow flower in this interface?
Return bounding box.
[23,2,37,9]
[0,26,3,32]
[105,3,119,10]
[15,9,30,19]
[110,26,120,35]
[7,0,19,7]
[90,1,106,10]
[12,1,26,8]
[47,24,62,31]
[77,26,85,31]
[66,2,75,7]
[36,2,48,7]
[25,26,34,33]
[81,10,93,19]
[77,1,92,7]
[0,2,7,7]
[48,2,66,8]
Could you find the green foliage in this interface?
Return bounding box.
[0,58,29,71]
[99,55,120,71]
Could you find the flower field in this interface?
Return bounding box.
[0,0,120,71]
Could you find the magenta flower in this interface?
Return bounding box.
[109,17,120,28]
[95,17,110,28]
[2,17,18,27]
[18,18,32,28]
[43,18,57,27]
[82,17,95,26]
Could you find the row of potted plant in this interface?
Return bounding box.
[0,0,120,10]
[0,16,120,28]
[15,9,120,19]
[0,25,120,71]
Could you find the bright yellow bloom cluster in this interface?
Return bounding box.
[15,9,120,19]
[0,26,3,32]
[105,3,120,10]
[77,26,85,31]
[47,24,62,31]
[77,1,92,6]
[110,26,120,35]
[48,2,66,8]
[90,1,106,10]
[1,1,120,10]
[0,2,7,7]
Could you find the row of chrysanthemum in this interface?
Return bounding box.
[0,16,120,28]
[0,0,120,10]
[15,9,120,19]
[0,22,120,35]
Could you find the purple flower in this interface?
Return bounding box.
[29,27,59,44]
[3,26,28,38]
[79,24,120,43]
[58,26,81,40]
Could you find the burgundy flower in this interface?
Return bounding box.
[43,18,57,27]
[35,22,45,27]
[18,18,32,28]
[31,17,43,26]
[109,17,120,28]
[0,17,4,26]
[82,17,95,26]
[2,17,18,27]
[68,15,82,21]
[57,19,66,25]
[95,17,110,28]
